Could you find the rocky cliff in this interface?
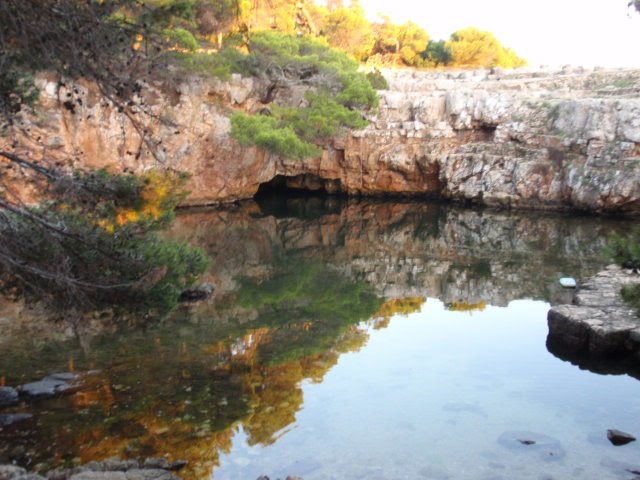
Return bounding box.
[5,67,640,213]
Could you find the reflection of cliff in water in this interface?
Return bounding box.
[176,198,629,314]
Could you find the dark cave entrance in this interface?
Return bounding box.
[254,174,345,219]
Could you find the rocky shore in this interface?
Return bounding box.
[0,460,308,480]
[0,458,186,480]
[547,265,640,376]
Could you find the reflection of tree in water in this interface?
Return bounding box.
[236,262,383,365]
[0,263,383,478]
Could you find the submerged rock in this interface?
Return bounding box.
[0,413,33,426]
[0,465,27,480]
[607,429,636,446]
[18,378,71,400]
[601,457,640,476]
[497,431,565,461]
[0,387,19,408]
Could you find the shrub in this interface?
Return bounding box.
[365,69,389,90]
[230,113,321,159]
[0,168,210,317]
[222,32,378,159]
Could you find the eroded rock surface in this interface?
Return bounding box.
[4,68,640,213]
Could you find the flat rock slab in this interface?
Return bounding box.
[547,265,640,357]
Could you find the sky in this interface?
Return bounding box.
[357,0,640,67]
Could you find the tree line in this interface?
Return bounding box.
[88,0,527,69]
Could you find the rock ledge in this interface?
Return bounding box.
[547,265,640,360]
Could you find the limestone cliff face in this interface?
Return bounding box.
[6,67,640,213]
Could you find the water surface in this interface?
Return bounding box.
[1,199,639,479]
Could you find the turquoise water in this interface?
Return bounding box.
[0,200,639,479]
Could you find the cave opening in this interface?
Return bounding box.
[254,174,345,219]
[255,174,343,196]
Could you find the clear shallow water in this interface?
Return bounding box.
[1,199,639,479]
[213,299,640,480]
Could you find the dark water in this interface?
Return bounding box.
[1,199,639,479]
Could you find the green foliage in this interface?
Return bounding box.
[366,69,389,90]
[276,92,368,137]
[0,62,39,126]
[223,32,377,159]
[370,17,430,67]
[422,40,453,67]
[163,27,200,50]
[1,168,210,316]
[322,3,374,61]
[606,229,640,316]
[447,27,526,69]
[396,21,430,66]
[231,113,320,159]
[607,229,640,268]
[621,284,640,316]
[620,286,640,323]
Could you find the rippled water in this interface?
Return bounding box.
[1,199,639,479]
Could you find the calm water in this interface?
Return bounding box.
[1,199,639,479]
